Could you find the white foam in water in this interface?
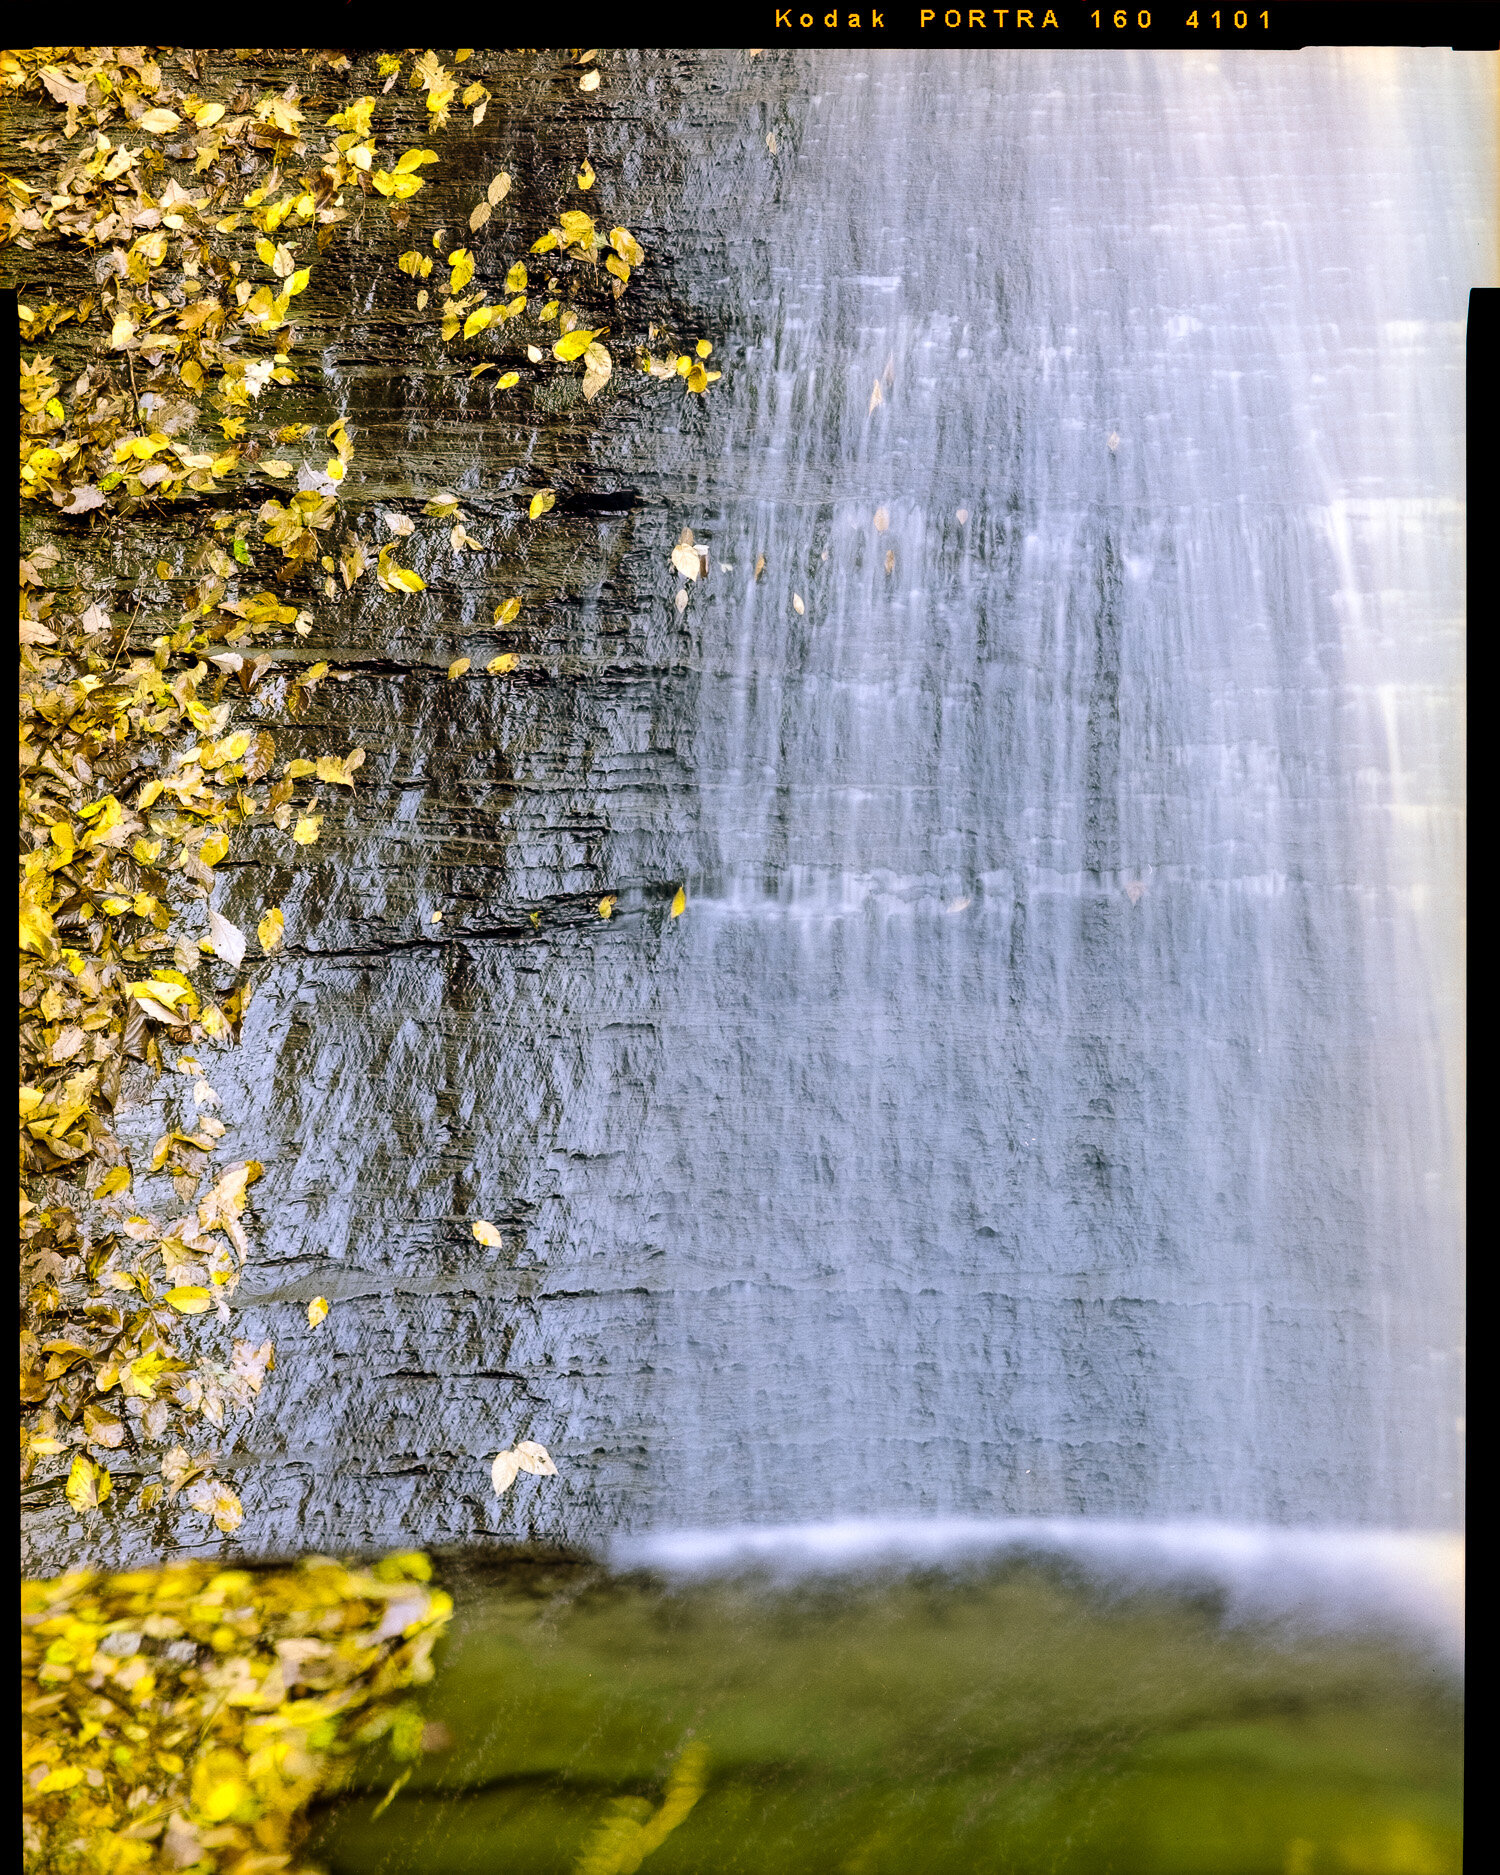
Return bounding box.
[609,1519,1464,1664]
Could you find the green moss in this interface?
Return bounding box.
[310,1562,1461,1874]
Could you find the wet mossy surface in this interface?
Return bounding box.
[311,1560,1462,1874]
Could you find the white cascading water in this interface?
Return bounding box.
[529,50,1472,1569]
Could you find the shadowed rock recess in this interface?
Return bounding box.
[17,47,1468,1572]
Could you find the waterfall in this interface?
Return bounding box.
[538,49,1470,1535]
[180,49,1475,1568]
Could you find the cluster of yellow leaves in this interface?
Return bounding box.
[21,1554,452,1875]
[641,334,719,395]
[12,49,408,1546]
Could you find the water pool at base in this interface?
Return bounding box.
[309,1529,1461,1875]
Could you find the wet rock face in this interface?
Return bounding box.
[17,48,1469,1572]
[16,48,739,1570]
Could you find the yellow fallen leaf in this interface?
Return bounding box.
[598,896,616,919]
[488,172,511,205]
[448,248,475,290]
[96,1165,131,1198]
[20,894,56,958]
[165,1286,212,1315]
[316,749,366,788]
[472,1220,503,1246]
[670,887,686,918]
[486,653,519,675]
[577,158,596,190]
[528,490,556,520]
[258,907,284,952]
[497,371,520,388]
[494,598,522,625]
[553,327,600,362]
[293,815,322,846]
[448,657,471,680]
[308,1296,329,1328]
[469,200,491,232]
[140,107,181,134]
[65,1453,112,1512]
[35,1765,85,1793]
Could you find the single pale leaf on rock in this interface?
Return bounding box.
[515,1440,558,1475]
[469,200,491,232]
[308,1296,329,1328]
[206,908,247,968]
[874,507,890,532]
[491,1449,521,1494]
[186,1479,244,1532]
[675,589,689,613]
[165,1286,212,1315]
[671,544,700,580]
[487,171,511,206]
[869,379,883,412]
[141,107,181,134]
[793,593,805,615]
[293,815,322,846]
[448,657,471,680]
[472,1220,503,1246]
[579,68,600,92]
[956,507,970,524]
